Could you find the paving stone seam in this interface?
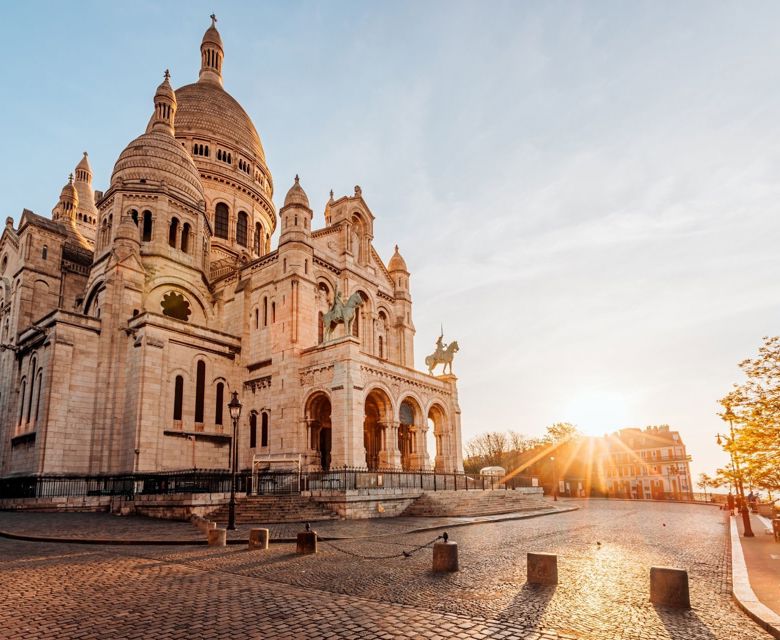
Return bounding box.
[728,516,780,638]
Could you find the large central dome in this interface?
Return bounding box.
[174,82,266,163]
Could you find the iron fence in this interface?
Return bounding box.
[0,468,536,500]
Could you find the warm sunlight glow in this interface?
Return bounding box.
[563,390,631,437]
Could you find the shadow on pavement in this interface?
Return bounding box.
[652,603,718,639]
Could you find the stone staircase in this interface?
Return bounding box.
[207,495,340,524]
[401,489,548,517]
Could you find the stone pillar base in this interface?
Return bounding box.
[527,552,558,585]
[650,566,690,608]
[432,541,459,572]
[207,528,227,547]
[249,528,270,550]
[296,531,317,555]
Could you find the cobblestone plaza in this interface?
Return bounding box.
[1,501,771,639]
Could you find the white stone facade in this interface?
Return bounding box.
[0,19,463,478]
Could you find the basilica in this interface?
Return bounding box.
[0,18,463,478]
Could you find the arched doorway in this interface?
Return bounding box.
[364,389,392,470]
[306,393,332,471]
[399,398,424,470]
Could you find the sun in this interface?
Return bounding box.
[562,390,631,437]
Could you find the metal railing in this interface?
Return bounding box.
[0,468,536,500]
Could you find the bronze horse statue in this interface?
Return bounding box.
[323,289,364,341]
[426,341,459,375]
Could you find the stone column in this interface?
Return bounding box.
[379,420,402,469]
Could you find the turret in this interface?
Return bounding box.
[199,14,224,86]
[388,245,415,366]
[52,174,78,221]
[279,175,312,246]
[73,152,98,243]
[147,70,177,135]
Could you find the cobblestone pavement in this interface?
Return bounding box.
[0,500,771,639]
[0,506,567,542]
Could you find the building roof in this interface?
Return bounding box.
[283,175,309,208]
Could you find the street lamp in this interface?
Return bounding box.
[550,455,558,502]
[717,404,753,537]
[227,391,242,531]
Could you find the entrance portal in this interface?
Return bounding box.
[364,389,392,470]
[306,393,332,471]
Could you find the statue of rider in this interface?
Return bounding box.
[435,332,448,359]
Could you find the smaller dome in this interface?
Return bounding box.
[60,174,79,206]
[155,70,176,103]
[111,130,205,203]
[202,14,223,49]
[76,151,92,176]
[283,175,310,208]
[388,245,408,272]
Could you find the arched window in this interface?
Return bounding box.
[318,311,324,344]
[250,413,257,448]
[33,371,43,424]
[254,308,259,329]
[272,302,276,323]
[194,361,205,423]
[130,209,139,226]
[142,211,153,242]
[378,335,384,359]
[173,376,183,421]
[168,218,179,248]
[236,211,248,247]
[254,222,262,254]
[18,378,26,425]
[215,382,224,425]
[352,310,359,337]
[26,358,37,423]
[42,246,48,260]
[263,297,268,327]
[261,412,269,447]
[181,223,191,253]
[214,203,229,239]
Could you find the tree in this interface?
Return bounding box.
[544,422,580,444]
[719,336,780,495]
[697,472,713,501]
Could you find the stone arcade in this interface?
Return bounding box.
[0,18,464,478]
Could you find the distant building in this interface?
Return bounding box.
[600,426,692,500]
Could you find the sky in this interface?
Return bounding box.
[2,1,780,482]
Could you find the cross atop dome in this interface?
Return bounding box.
[210,13,217,26]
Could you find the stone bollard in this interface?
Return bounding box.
[650,566,690,609]
[527,552,558,585]
[296,523,317,555]
[432,532,459,572]
[249,528,270,550]
[207,528,227,547]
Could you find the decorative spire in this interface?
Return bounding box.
[199,14,224,86]
[75,152,92,184]
[295,174,300,183]
[329,189,334,201]
[68,173,74,184]
[148,70,177,135]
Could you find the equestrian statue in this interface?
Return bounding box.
[425,329,459,375]
[322,286,365,342]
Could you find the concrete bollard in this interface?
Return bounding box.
[296,523,317,555]
[249,528,270,550]
[527,552,558,585]
[650,566,690,608]
[207,528,227,547]
[432,532,459,572]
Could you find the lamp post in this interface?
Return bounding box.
[550,455,558,501]
[227,391,242,531]
[717,404,753,537]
